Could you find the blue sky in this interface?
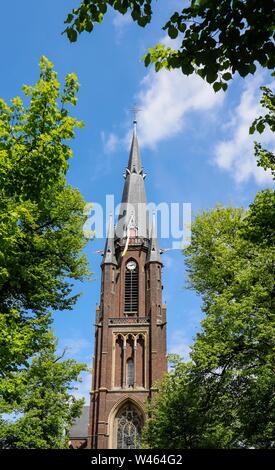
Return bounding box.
[1,1,274,401]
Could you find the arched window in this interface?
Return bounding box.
[115,335,124,388]
[116,403,143,449]
[136,335,145,388]
[127,358,134,388]
[124,260,138,314]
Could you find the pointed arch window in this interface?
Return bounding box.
[124,260,139,314]
[127,358,134,388]
[116,403,143,449]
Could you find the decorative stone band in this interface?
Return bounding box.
[108,317,150,325]
[116,237,150,248]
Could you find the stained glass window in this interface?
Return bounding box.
[116,404,143,449]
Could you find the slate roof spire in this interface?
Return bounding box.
[126,119,141,173]
[102,213,117,266]
[116,120,148,239]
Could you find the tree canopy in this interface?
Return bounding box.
[0,57,90,447]
[0,336,86,449]
[0,56,89,376]
[142,190,275,448]
[250,84,275,178]
[64,0,275,91]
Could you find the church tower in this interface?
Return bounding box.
[88,121,167,449]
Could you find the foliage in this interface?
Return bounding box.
[0,56,89,377]
[143,191,275,448]
[249,83,275,178]
[64,0,275,90]
[0,336,86,449]
[0,57,90,447]
[143,357,237,449]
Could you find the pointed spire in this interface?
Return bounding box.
[147,212,162,264]
[116,121,148,239]
[102,213,117,266]
[126,121,142,174]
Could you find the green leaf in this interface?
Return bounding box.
[256,122,265,134]
[64,13,74,24]
[206,71,218,84]
[168,26,178,39]
[144,53,151,67]
[85,20,93,32]
[178,23,186,33]
[249,63,256,74]
[98,2,107,14]
[221,82,228,91]
[67,28,77,43]
[138,16,148,27]
[181,63,194,75]
[170,12,179,22]
[155,61,162,72]
[213,82,222,92]
[249,125,255,135]
[222,72,232,81]
[238,64,250,77]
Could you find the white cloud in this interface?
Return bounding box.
[214,73,274,184]
[136,69,223,150]
[101,131,120,154]
[102,35,223,154]
[131,34,223,148]
[168,330,190,362]
[102,35,274,186]
[113,11,132,31]
[112,11,132,43]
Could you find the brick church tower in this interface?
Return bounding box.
[88,121,167,449]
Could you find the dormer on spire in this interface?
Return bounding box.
[102,213,117,266]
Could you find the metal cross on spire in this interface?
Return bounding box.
[130,106,141,125]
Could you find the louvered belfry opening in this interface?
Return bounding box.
[124,263,139,314]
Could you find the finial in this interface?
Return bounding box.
[130,106,141,133]
[146,210,162,264]
[102,211,117,266]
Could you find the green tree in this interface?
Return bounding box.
[250,84,275,178]
[64,0,275,90]
[0,56,89,375]
[143,190,275,448]
[143,357,236,449]
[0,57,91,438]
[0,335,86,449]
